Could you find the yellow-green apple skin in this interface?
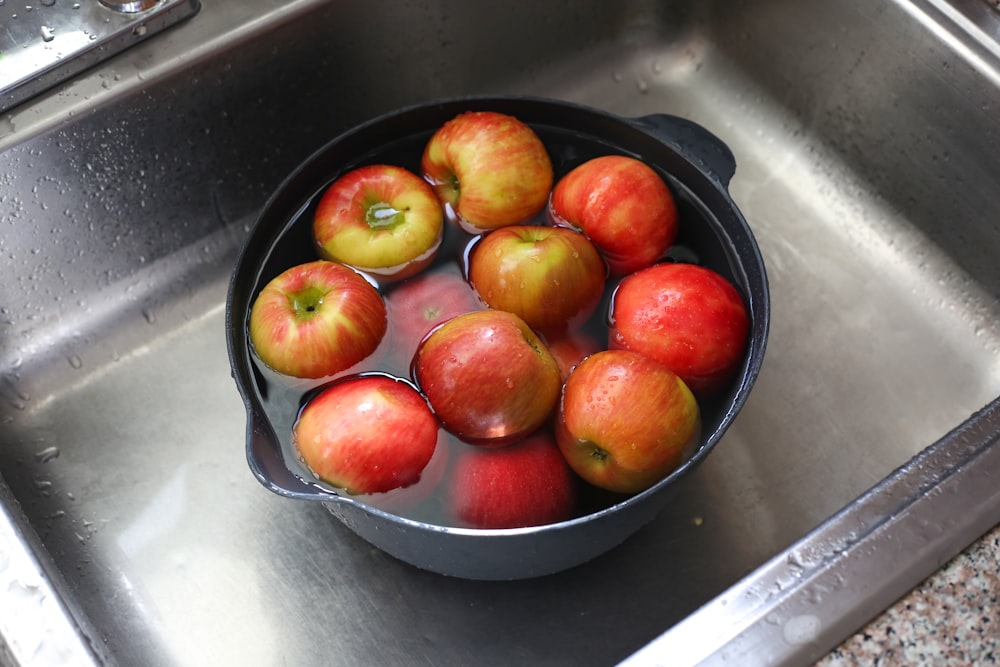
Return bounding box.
[249,260,387,379]
[421,111,553,233]
[468,225,606,330]
[313,164,444,282]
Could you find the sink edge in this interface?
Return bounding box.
[620,395,1000,666]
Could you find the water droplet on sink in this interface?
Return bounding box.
[66,354,82,369]
[34,446,60,463]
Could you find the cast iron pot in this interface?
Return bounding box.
[225,95,769,580]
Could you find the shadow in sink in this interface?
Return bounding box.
[1,0,999,665]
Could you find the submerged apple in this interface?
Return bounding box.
[313,164,444,282]
[384,268,483,372]
[445,432,577,529]
[539,328,602,382]
[249,260,387,379]
[421,111,553,233]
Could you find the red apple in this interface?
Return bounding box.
[539,328,602,382]
[413,309,561,444]
[293,374,440,495]
[384,268,483,372]
[446,432,576,529]
[468,225,606,329]
[556,349,701,495]
[548,155,678,275]
[313,164,444,282]
[421,111,554,233]
[609,262,749,396]
[249,260,387,379]
[354,427,453,517]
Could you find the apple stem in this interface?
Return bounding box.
[366,201,406,230]
[291,286,327,318]
[588,444,610,462]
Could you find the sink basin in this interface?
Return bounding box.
[1,0,998,665]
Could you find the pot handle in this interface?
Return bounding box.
[631,113,737,188]
[246,406,342,503]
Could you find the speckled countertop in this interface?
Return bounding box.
[817,523,1000,666]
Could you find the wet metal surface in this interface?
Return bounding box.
[0,1,999,665]
[0,0,200,114]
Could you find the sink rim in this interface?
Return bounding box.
[621,395,1000,665]
[2,0,1000,663]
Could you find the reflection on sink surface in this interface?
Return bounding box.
[1,0,999,665]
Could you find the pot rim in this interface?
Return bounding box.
[225,93,770,538]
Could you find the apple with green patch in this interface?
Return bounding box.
[249,260,387,380]
[468,225,606,330]
[421,111,553,233]
[313,164,444,282]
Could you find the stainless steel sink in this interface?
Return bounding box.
[1,1,999,665]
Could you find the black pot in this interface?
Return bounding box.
[225,95,769,580]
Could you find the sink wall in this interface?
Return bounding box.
[1,1,999,665]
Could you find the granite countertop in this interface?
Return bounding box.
[817,523,1000,665]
